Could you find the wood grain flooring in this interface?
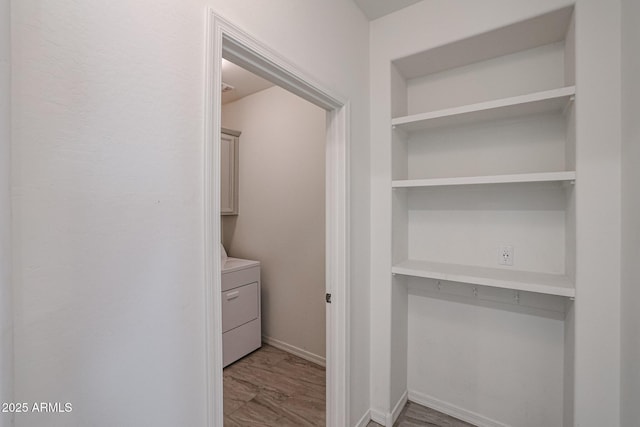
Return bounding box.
[224,344,475,427]
[367,401,476,427]
[223,344,325,426]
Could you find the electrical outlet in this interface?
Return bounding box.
[498,245,514,266]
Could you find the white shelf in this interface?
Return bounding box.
[392,6,574,79]
[392,171,576,188]
[391,86,575,133]
[392,260,575,298]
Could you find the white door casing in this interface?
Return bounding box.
[203,10,350,427]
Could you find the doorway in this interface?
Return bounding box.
[203,11,349,427]
[220,59,326,424]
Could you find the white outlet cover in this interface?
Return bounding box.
[498,245,514,266]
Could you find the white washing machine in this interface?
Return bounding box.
[221,257,261,367]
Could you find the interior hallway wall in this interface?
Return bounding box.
[0,0,13,425]
[222,85,326,362]
[621,0,640,424]
[10,1,369,426]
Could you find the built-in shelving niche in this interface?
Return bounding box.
[391,7,576,298]
[389,5,576,426]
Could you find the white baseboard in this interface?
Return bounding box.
[388,390,408,425]
[261,335,326,367]
[354,409,371,427]
[370,408,386,425]
[408,390,510,427]
[368,389,408,427]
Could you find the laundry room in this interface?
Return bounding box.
[218,58,328,425]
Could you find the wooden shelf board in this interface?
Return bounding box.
[392,171,576,188]
[392,86,575,132]
[392,260,575,297]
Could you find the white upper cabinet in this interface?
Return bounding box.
[221,128,240,215]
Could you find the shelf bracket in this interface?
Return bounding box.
[563,95,575,116]
[514,291,520,305]
[473,286,478,297]
[436,280,441,291]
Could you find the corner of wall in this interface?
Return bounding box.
[0,0,13,425]
[620,0,640,424]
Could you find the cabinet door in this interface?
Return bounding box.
[220,132,238,215]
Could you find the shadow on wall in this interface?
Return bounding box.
[222,215,238,250]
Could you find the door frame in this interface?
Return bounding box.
[203,11,350,427]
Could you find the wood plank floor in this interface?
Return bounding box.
[223,344,326,426]
[224,344,475,426]
[367,401,476,427]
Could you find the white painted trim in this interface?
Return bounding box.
[408,390,510,427]
[222,37,343,110]
[205,10,350,427]
[220,27,343,110]
[387,390,408,425]
[326,100,351,427]
[354,410,371,427]
[204,10,224,427]
[262,335,326,367]
[370,408,387,425]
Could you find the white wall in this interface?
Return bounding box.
[10,1,369,426]
[370,0,623,425]
[621,0,640,424]
[406,42,566,115]
[0,0,13,425]
[573,1,622,425]
[221,85,326,362]
[408,287,565,427]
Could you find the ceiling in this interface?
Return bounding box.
[353,0,423,20]
[221,59,274,105]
